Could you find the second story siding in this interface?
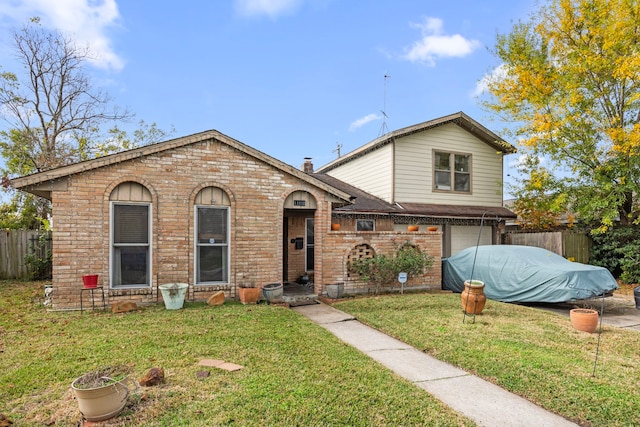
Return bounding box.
[394,123,504,206]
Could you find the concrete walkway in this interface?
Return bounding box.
[293,303,578,427]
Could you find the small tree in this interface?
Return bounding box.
[350,243,433,294]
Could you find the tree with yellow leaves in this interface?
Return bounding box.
[484,0,640,228]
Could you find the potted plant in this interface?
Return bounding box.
[238,283,260,304]
[71,365,136,422]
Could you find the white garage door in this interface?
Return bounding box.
[451,225,492,255]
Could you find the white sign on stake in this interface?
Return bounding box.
[398,272,407,294]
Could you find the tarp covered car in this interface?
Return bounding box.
[442,245,618,303]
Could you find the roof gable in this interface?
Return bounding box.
[316,111,516,173]
[10,129,352,202]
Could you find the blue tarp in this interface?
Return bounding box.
[442,245,619,303]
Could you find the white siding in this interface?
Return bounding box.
[327,144,393,202]
[394,123,504,206]
[451,225,492,255]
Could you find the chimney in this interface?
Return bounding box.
[302,157,314,173]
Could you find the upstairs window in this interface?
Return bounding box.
[434,151,471,193]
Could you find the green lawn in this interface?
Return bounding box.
[334,292,640,427]
[0,281,472,426]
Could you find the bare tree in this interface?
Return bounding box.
[0,18,132,174]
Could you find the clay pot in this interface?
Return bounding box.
[331,223,341,231]
[461,280,486,315]
[407,225,419,232]
[427,226,438,232]
[570,308,599,333]
[238,287,260,304]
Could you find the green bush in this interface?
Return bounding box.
[24,232,52,280]
[349,243,433,294]
[590,226,640,283]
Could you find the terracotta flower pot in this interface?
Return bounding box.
[427,226,438,232]
[461,280,486,315]
[570,308,599,333]
[331,223,341,231]
[407,225,419,232]
[238,287,260,304]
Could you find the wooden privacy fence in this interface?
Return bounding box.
[503,231,592,264]
[0,230,52,279]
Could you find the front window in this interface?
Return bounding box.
[196,206,229,283]
[434,151,471,193]
[356,220,375,231]
[111,203,150,287]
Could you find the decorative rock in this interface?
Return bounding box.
[196,370,210,380]
[0,413,13,426]
[139,367,165,387]
[207,291,225,306]
[111,301,138,314]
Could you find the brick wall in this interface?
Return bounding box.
[49,138,331,310]
[320,230,442,295]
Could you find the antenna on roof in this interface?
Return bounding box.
[378,73,390,137]
[332,142,343,158]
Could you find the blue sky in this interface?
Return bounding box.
[0,0,535,191]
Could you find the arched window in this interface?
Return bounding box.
[195,187,231,284]
[110,182,152,288]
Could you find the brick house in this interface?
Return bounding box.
[11,129,442,310]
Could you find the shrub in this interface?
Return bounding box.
[24,232,52,280]
[591,226,640,282]
[350,243,433,294]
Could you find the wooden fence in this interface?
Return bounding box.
[503,231,592,264]
[0,230,52,279]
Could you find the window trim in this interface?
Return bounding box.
[433,150,472,194]
[110,201,152,289]
[194,205,230,285]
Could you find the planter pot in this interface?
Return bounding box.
[331,223,341,231]
[239,287,260,304]
[570,308,599,333]
[298,275,309,285]
[71,376,134,422]
[158,283,189,310]
[325,283,344,299]
[82,274,99,289]
[427,226,438,232]
[262,283,283,303]
[634,286,640,309]
[461,280,486,315]
[407,225,419,232]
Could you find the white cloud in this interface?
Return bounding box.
[473,63,508,97]
[235,0,302,18]
[0,0,124,71]
[349,113,381,132]
[402,17,480,66]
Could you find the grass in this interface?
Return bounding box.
[334,291,640,427]
[0,281,472,426]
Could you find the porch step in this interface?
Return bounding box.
[283,282,318,307]
[283,294,319,307]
